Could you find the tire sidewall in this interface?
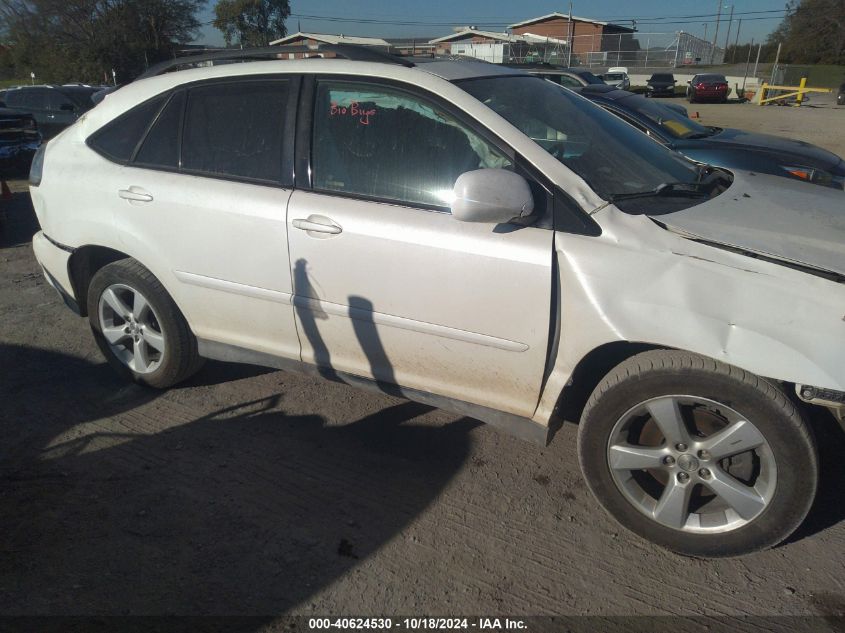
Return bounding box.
[579,365,817,557]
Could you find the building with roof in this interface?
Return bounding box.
[509,13,638,63]
[269,32,391,57]
[428,28,569,64]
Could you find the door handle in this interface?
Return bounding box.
[118,188,154,202]
[292,218,342,234]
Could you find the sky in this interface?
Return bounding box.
[196,0,789,47]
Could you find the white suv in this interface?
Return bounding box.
[30,49,845,557]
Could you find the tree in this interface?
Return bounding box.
[213,0,290,47]
[766,0,845,64]
[0,0,205,83]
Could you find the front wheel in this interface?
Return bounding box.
[578,350,817,557]
[87,258,203,388]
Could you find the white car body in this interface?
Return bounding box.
[31,58,845,446]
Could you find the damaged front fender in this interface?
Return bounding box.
[534,207,845,424]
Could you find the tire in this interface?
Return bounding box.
[577,350,817,558]
[687,92,695,103]
[87,258,203,388]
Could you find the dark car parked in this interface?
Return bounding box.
[0,85,98,139]
[686,73,729,103]
[0,106,42,178]
[510,64,606,88]
[578,85,845,189]
[646,72,677,97]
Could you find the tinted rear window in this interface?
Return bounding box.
[651,74,674,81]
[135,91,184,169]
[181,80,289,183]
[88,96,166,163]
[697,75,727,82]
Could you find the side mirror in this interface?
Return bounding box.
[686,80,691,84]
[451,169,534,224]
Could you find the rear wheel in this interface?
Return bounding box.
[87,258,203,388]
[578,350,818,557]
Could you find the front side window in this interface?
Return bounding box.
[45,91,76,112]
[181,80,289,183]
[312,81,512,208]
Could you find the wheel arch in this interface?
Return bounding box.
[552,340,668,426]
[67,245,132,317]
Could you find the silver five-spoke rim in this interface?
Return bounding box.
[98,283,165,374]
[607,395,776,534]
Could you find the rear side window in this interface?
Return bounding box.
[6,89,47,110]
[88,95,166,163]
[135,91,185,169]
[181,81,288,183]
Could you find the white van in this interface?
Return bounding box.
[603,66,630,90]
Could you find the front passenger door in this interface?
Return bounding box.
[287,78,554,418]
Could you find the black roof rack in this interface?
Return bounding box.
[136,43,415,80]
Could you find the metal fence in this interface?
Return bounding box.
[500,31,724,69]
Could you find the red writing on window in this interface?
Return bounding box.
[330,101,376,125]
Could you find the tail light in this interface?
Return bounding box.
[29,142,46,187]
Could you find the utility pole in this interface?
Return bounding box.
[723,5,734,52]
[770,41,782,85]
[703,23,708,43]
[711,1,723,64]
[742,37,753,92]
[566,2,574,67]
[731,18,742,62]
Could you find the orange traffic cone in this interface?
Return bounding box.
[1,180,11,200]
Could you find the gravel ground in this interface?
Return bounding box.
[1,98,845,625]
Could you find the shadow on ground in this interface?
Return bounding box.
[0,344,480,617]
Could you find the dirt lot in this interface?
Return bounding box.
[1,98,845,625]
[687,91,845,157]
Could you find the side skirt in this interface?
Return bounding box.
[197,338,551,446]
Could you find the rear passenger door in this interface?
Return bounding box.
[90,77,302,359]
[286,77,554,418]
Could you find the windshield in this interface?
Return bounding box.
[696,75,727,83]
[577,71,605,85]
[621,94,714,139]
[458,76,702,206]
[650,74,674,82]
[604,73,625,81]
[63,87,98,110]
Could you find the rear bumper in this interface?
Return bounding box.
[32,230,80,314]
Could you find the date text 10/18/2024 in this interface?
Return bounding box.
[308,618,528,630]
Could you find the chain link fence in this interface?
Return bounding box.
[499,31,724,70]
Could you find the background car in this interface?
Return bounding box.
[511,64,605,88]
[602,66,630,90]
[838,81,844,106]
[686,73,730,103]
[646,72,677,97]
[0,106,42,178]
[0,84,99,139]
[579,84,845,189]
